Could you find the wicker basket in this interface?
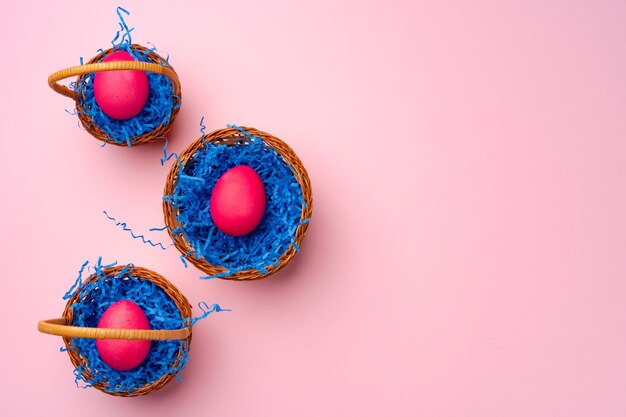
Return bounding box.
[163,126,313,281]
[37,265,192,396]
[48,44,182,146]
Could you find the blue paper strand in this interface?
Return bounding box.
[159,137,179,166]
[103,211,172,250]
[199,116,206,137]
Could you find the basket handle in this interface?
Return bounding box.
[37,318,190,341]
[48,60,180,101]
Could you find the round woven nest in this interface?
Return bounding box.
[48,44,182,147]
[59,266,191,397]
[163,126,313,281]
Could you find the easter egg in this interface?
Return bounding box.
[210,165,266,236]
[93,51,149,120]
[96,300,151,371]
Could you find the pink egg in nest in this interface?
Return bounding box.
[210,165,267,236]
[96,300,151,371]
[93,51,149,120]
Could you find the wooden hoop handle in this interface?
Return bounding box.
[48,60,180,101]
[38,318,191,341]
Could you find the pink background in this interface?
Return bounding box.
[1,0,626,415]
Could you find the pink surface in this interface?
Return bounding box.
[1,0,625,416]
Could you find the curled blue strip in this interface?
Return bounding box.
[200,116,206,137]
[112,7,133,47]
[63,260,89,300]
[179,250,196,268]
[159,137,179,166]
[149,225,170,232]
[183,302,230,327]
[103,211,171,250]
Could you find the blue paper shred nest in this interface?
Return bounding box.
[72,45,177,146]
[69,8,179,146]
[165,128,309,278]
[63,262,189,395]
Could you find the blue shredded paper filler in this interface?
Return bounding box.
[165,126,308,278]
[62,258,224,393]
[70,7,177,146]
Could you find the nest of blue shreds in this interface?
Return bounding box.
[163,126,313,281]
[60,260,218,396]
[69,8,181,146]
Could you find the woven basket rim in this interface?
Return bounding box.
[162,126,313,281]
[61,264,193,397]
[49,44,182,147]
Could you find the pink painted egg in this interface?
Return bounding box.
[210,165,266,236]
[96,300,151,371]
[93,51,149,120]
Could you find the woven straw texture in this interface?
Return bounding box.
[163,127,313,280]
[56,265,192,397]
[48,44,182,146]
